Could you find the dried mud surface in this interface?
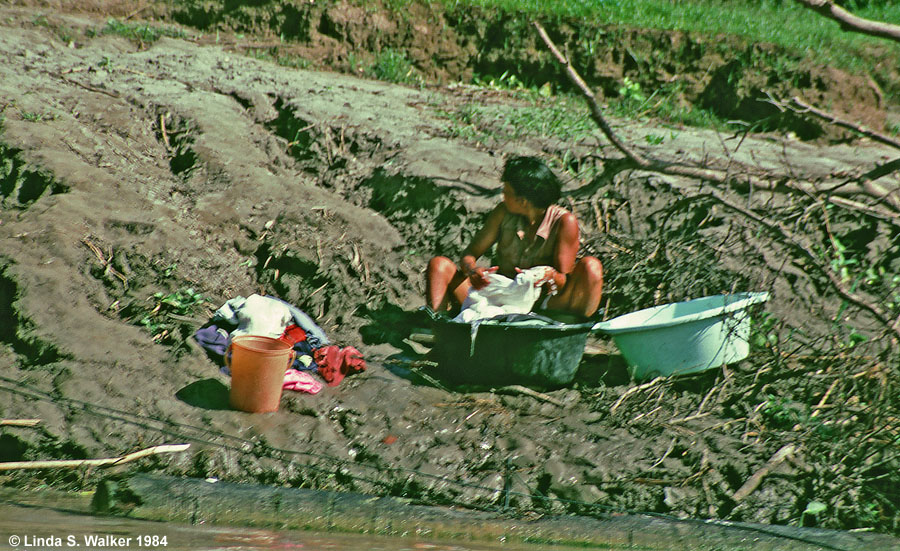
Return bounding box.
[1,3,899,547]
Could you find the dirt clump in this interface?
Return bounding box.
[0,2,898,543]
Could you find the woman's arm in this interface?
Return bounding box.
[459,203,506,288]
[545,212,579,291]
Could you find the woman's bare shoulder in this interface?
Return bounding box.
[487,202,510,222]
[559,209,579,226]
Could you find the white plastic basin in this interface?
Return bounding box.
[592,292,769,380]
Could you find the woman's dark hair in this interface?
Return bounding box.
[501,156,562,208]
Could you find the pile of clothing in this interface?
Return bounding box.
[194,294,365,395]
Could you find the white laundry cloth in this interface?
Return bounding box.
[215,294,293,339]
[453,266,550,323]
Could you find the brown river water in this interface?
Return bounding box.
[0,500,609,551]
[4,487,893,551]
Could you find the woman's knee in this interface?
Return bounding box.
[427,256,457,278]
[577,256,603,285]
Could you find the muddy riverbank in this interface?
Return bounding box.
[1,1,898,540]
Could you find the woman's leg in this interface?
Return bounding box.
[547,256,603,318]
[425,256,471,312]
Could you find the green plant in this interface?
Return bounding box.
[160,263,178,279]
[137,287,207,344]
[761,394,806,429]
[368,49,419,85]
[645,133,665,145]
[750,311,779,349]
[20,111,51,122]
[277,54,311,70]
[802,500,827,526]
[612,77,656,119]
[347,52,364,75]
[618,76,645,103]
[102,18,186,44]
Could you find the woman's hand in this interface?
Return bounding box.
[467,265,498,290]
[516,266,555,286]
[517,266,559,296]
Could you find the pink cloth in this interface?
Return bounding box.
[314,345,366,386]
[282,369,322,394]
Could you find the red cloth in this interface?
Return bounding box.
[280,324,307,346]
[314,345,366,386]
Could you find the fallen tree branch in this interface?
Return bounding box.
[533,21,900,219]
[697,187,900,342]
[794,0,900,43]
[731,443,797,502]
[0,443,190,471]
[533,22,652,170]
[0,419,42,427]
[779,96,900,151]
[492,385,566,407]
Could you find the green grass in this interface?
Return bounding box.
[245,49,313,70]
[435,0,900,78]
[367,49,421,85]
[102,18,188,44]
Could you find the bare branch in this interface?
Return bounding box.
[777,96,900,151]
[534,21,900,341]
[533,22,652,169]
[0,443,191,471]
[534,21,900,220]
[699,187,900,341]
[795,0,900,43]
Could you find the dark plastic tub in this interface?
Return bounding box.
[426,310,598,388]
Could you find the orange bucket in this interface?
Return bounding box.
[226,335,295,413]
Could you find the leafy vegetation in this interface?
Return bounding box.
[367,49,420,85]
[101,18,187,44]
[134,287,208,348]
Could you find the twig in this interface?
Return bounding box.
[649,437,677,469]
[811,379,840,419]
[0,419,42,427]
[783,96,900,150]
[533,22,650,169]
[610,377,663,415]
[632,405,662,423]
[160,113,171,150]
[0,444,190,471]
[54,73,120,98]
[668,412,712,425]
[492,385,565,407]
[407,366,451,393]
[731,443,797,502]
[81,238,128,286]
[697,188,900,341]
[125,3,150,20]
